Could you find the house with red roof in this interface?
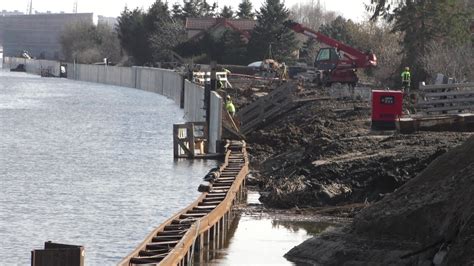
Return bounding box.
[185,17,257,42]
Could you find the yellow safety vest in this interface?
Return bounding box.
[401,71,411,82]
[226,101,235,114]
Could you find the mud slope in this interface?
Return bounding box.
[285,136,474,265]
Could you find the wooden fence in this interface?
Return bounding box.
[236,82,297,135]
[416,82,474,114]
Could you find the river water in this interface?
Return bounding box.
[0,71,215,265]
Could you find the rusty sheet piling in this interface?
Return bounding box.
[119,140,248,265]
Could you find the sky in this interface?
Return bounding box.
[1,0,371,22]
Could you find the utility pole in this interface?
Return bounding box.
[27,0,33,15]
[73,0,78,13]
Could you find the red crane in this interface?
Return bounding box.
[284,20,377,86]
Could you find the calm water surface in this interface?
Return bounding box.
[209,191,340,265]
[0,71,215,265]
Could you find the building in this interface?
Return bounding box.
[185,18,257,42]
[0,13,93,60]
[0,10,24,16]
[98,15,117,28]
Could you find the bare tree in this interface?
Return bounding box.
[421,42,474,82]
[289,0,337,30]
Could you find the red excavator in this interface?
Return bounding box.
[284,20,377,86]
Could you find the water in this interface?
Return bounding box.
[209,192,340,265]
[0,71,215,265]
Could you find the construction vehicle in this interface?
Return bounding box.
[284,20,377,86]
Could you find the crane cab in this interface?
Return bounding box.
[314,48,340,71]
[313,47,358,86]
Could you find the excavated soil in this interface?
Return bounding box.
[243,92,472,208]
[285,135,474,265]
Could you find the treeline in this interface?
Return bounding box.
[60,0,473,87]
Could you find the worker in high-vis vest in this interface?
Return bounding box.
[225,95,236,117]
[401,67,411,93]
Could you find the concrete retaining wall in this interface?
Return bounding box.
[184,80,206,122]
[3,57,221,153]
[209,92,223,153]
[3,56,60,76]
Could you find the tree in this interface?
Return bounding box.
[171,2,184,21]
[421,42,473,82]
[220,6,234,18]
[237,0,254,19]
[247,0,299,63]
[116,7,150,65]
[221,29,249,64]
[149,16,186,62]
[367,0,473,86]
[290,0,336,31]
[319,16,358,46]
[60,21,121,64]
[182,0,217,18]
[299,37,319,65]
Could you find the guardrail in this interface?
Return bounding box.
[417,82,474,114]
[118,141,248,265]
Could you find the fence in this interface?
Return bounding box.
[3,57,223,153]
[3,57,61,77]
[416,82,474,114]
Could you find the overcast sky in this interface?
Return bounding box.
[1,0,371,22]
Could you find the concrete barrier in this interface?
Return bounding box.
[184,80,206,122]
[2,57,60,76]
[209,92,223,153]
[3,57,222,151]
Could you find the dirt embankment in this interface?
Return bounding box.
[285,135,474,265]
[245,96,472,208]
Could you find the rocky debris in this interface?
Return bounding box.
[246,96,472,208]
[285,136,474,265]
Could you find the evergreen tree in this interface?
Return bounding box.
[221,29,249,64]
[247,0,298,63]
[147,1,185,63]
[171,2,184,21]
[199,0,217,17]
[319,16,357,47]
[116,7,150,65]
[368,0,472,85]
[299,37,319,65]
[237,0,254,19]
[182,0,200,18]
[220,6,234,18]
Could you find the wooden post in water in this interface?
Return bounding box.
[31,242,84,266]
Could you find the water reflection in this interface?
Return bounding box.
[209,215,335,265]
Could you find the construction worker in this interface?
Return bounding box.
[401,67,411,93]
[225,95,236,117]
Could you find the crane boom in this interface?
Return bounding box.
[283,20,377,86]
[284,20,377,68]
